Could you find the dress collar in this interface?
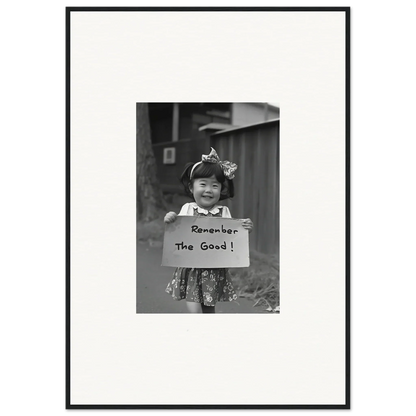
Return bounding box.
[189,202,221,215]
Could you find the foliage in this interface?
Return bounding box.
[229,250,280,313]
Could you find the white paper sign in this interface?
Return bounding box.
[162,216,250,268]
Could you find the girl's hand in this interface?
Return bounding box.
[164,211,178,224]
[242,218,253,233]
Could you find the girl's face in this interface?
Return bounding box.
[190,175,222,210]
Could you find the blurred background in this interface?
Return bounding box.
[137,102,280,313]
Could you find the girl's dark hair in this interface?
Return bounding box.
[180,161,234,201]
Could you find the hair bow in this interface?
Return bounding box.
[201,147,237,180]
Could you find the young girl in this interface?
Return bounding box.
[164,147,253,313]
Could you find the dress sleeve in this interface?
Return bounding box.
[221,206,232,218]
[178,203,192,216]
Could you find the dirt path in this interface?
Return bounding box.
[136,241,260,313]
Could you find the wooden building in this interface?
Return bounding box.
[211,120,279,256]
[148,103,279,255]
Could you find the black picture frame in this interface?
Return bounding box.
[61,2,357,415]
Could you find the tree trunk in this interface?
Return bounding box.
[137,103,166,222]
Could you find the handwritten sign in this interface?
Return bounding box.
[162,216,250,268]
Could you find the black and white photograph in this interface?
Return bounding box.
[136,102,280,314]
[64,7,350,407]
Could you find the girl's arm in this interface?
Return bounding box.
[242,218,253,233]
[222,206,253,232]
[164,211,177,223]
[164,203,192,223]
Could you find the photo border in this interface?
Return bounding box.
[61,2,357,414]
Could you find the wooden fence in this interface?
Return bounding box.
[211,119,279,257]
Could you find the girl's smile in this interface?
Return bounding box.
[190,175,221,210]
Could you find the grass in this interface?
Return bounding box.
[229,250,280,313]
[137,193,280,313]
